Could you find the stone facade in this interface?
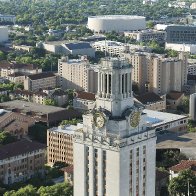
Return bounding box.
[73,57,157,196]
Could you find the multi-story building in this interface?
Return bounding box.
[0,109,35,139]
[11,88,68,106]
[125,52,187,95]
[0,100,81,126]
[58,57,98,93]
[124,30,166,43]
[166,25,196,44]
[0,61,42,78]
[92,40,128,56]
[0,139,46,184]
[24,72,57,91]
[37,41,95,57]
[47,124,83,166]
[165,25,196,53]
[7,72,26,84]
[74,57,157,196]
[0,14,16,24]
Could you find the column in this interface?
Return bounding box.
[123,74,126,98]
[111,73,113,95]
[100,73,103,97]
[98,72,100,95]
[127,73,130,97]
[103,73,106,97]
[107,73,109,97]
[120,74,122,95]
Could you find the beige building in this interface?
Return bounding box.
[11,88,68,106]
[73,91,96,111]
[58,57,98,93]
[124,29,166,43]
[0,61,42,78]
[0,110,35,139]
[7,73,26,84]
[125,52,187,95]
[0,139,46,184]
[24,72,57,91]
[166,91,184,110]
[47,124,83,166]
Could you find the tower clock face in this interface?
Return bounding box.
[94,112,105,128]
[130,111,140,128]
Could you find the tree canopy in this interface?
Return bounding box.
[168,169,196,196]
[4,183,73,196]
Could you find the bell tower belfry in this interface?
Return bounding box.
[96,57,134,116]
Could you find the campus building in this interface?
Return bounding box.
[124,52,187,95]
[0,139,46,184]
[58,56,98,93]
[47,124,83,166]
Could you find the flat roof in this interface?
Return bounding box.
[88,15,145,19]
[157,132,196,149]
[48,123,83,134]
[0,100,66,114]
[144,109,188,128]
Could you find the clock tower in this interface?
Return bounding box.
[74,57,157,196]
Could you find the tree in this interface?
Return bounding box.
[53,161,68,169]
[13,83,24,90]
[168,169,196,196]
[60,118,80,126]
[0,51,6,60]
[146,21,154,29]
[44,98,57,106]
[0,131,17,145]
[38,182,73,196]
[4,185,38,196]
[166,49,178,57]
[28,124,48,144]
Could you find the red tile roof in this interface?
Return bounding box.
[135,92,162,104]
[75,91,95,101]
[0,61,38,70]
[0,139,46,160]
[170,160,196,174]
[166,91,184,100]
[61,165,73,174]
[27,72,56,80]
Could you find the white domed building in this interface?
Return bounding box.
[87,15,146,33]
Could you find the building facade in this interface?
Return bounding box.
[0,14,16,24]
[166,25,196,44]
[47,124,82,166]
[135,92,166,111]
[24,72,57,91]
[74,57,157,196]
[87,15,146,32]
[124,52,187,95]
[0,26,8,43]
[0,140,46,184]
[190,93,196,121]
[124,30,166,43]
[73,91,96,111]
[58,57,98,93]
[0,61,42,78]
